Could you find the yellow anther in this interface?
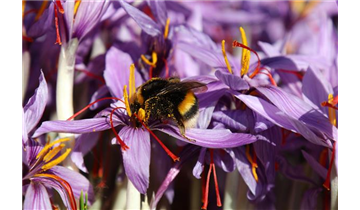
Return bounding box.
[123,85,132,117]
[74,0,81,17]
[221,40,233,74]
[36,138,71,159]
[43,144,65,162]
[129,64,136,97]
[138,108,146,121]
[328,94,337,126]
[41,148,71,171]
[22,1,26,18]
[164,18,170,39]
[245,145,259,182]
[35,1,49,21]
[141,51,158,67]
[240,27,250,77]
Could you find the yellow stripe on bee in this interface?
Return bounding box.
[178,91,196,115]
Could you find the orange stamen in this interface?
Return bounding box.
[133,113,179,162]
[245,145,258,182]
[232,40,261,79]
[163,18,170,39]
[323,142,336,190]
[35,1,49,21]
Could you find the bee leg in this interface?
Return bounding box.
[173,111,196,143]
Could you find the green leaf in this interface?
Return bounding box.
[80,190,84,210]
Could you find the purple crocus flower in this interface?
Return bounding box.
[23,139,94,210]
[23,71,48,147]
[34,46,257,195]
[22,71,93,209]
[119,0,174,78]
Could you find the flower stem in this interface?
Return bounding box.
[22,51,30,101]
[56,38,78,124]
[126,179,141,210]
[56,38,79,170]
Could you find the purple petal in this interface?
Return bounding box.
[214,70,250,91]
[155,124,257,148]
[33,118,114,138]
[27,3,55,38]
[119,0,161,36]
[71,132,100,173]
[300,188,322,210]
[150,145,200,209]
[197,87,227,129]
[192,148,206,179]
[261,56,303,71]
[302,67,333,114]
[276,70,303,98]
[24,182,51,210]
[213,149,235,173]
[24,70,48,134]
[177,42,233,71]
[301,150,327,179]
[256,86,337,141]
[72,1,110,39]
[233,92,330,147]
[50,166,95,204]
[22,110,28,146]
[258,41,281,57]
[276,155,317,186]
[147,0,168,26]
[231,147,258,195]
[32,176,73,209]
[121,126,151,194]
[104,47,142,98]
[212,109,254,133]
[89,85,110,110]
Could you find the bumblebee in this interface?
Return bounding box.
[129,77,207,141]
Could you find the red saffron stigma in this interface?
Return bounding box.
[22,35,33,42]
[149,66,153,79]
[201,164,212,210]
[76,69,106,84]
[323,142,336,190]
[54,5,62,45]
[210,150,222,207]
[201,149,222,209]
[67,97,125,121]
[281,128,290,145]
[133,113,180,162]
[38,174,77,210]
[110,107,129,151]
[54,0,65,14]
[163,58,169,79]
[232,40,261,79]
[321,95,338,110]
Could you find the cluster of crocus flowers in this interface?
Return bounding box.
[22,1,338,209]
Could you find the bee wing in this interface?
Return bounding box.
[157,81,207,95]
